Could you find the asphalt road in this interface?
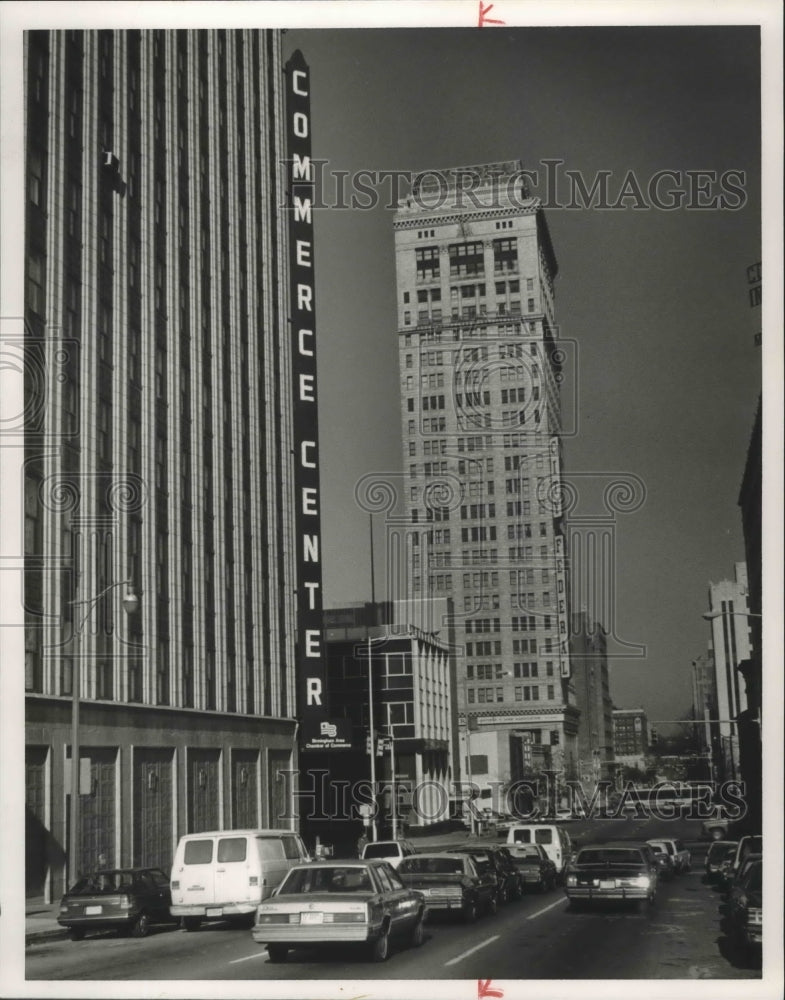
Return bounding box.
[26,817,761,983]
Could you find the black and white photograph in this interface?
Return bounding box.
[0,1,782,998]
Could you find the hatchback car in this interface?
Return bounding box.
[57,867,174,940]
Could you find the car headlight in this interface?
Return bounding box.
[632,875,651,889]
[566,874,577,887]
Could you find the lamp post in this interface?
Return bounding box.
[69,581,139,885]
[365,632,391,843]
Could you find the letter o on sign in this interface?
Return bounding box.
[293,112,308,139]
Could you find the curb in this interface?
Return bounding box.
[26,927,69,945]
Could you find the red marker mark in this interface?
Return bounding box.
[478,980,504,999]
[478,2,505,27]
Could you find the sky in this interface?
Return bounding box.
[282,24,764,731]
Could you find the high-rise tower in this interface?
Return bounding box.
[393,162,579,799]
[22,28,302,900]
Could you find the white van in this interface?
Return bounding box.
[170,829,310,930]
[506,823,572,875]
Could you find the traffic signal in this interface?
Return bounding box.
[365,734,372,754]
[650,728,658,747]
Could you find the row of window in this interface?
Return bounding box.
[401,321,527,348]
[468,685,556,703]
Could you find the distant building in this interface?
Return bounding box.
[612,707,649,771]
[392,161,579,797]
[706,563,752,780]
[570,613,614,785]
[691,652,718,754]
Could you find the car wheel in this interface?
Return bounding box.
[68,928,85,942]
[486,892,498,916]
[267,944,288,963]
[410,911,426,948]
[462,897,478,923]
[130,912,150,938]
[182,916,201,932]
[371,923,390,962]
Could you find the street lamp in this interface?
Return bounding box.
[364,632,391,843]
[69,580,139,885]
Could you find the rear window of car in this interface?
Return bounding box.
[578,849,642,865]
[400,857,464,875]
[363,843,401,859]
[280,866,372,894]
[184,839,213,865]
[217,837,247,863]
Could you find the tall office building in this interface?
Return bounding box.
[570,612,614,786]
[393,162,578,798]
[23,29,302,901]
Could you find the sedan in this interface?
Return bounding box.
[397,853,496,922]
[451,845,519,906]
[252,860,425,963]
[564,844,658,911]
[509,843,557,892]
[57,867,174,940]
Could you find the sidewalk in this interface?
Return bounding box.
[25,901,67,945]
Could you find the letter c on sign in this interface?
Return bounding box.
[293,70,308,97]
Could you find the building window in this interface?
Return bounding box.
[26,252,46,315]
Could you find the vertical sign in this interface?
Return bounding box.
[286,51,328,746]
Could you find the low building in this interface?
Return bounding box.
[298,603,456,854]
[612,707,649,772]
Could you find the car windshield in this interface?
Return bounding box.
[399,857,463,875]
[363,843,399,859]
[68,871,138,895]
[576,849,643,866]
[278,866,373,894]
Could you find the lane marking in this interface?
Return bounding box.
[526,897,569,920]
[229,950,268,964]
[444,935,500,967]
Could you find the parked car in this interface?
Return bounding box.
[453,844,521,904]
[360,839,417,870]
[506,823,572,877]
[251,860,426,963]
[725,857,762,958]
[704,840,738,882]
[647,837,691,873]
[645,841,675,880]
[58,867,175,940]
[170,828,311,930]
[719,835,763,891]
[721,852,762,901]
[509,843,557,892]
[396,852,496,922]
[564,843,658,911]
